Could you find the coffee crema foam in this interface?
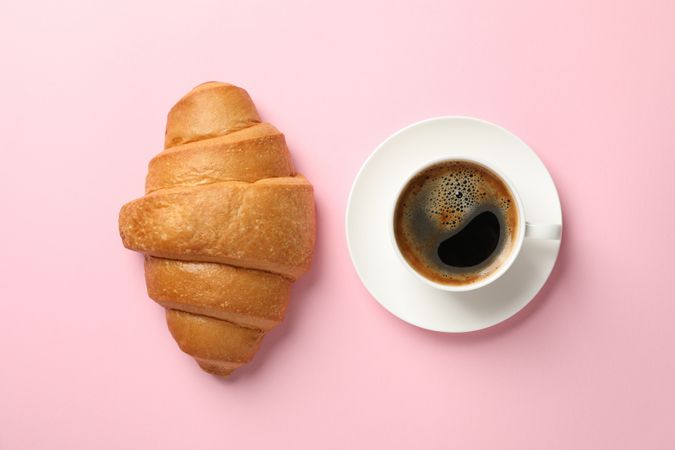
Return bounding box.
[394,160,520,285]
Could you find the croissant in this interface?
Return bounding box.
[119,82,315,377]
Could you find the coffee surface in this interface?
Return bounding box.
[394,160,519,285]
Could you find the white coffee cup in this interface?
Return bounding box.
[389,157,561,292]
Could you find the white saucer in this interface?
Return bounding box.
[346,116,562,332]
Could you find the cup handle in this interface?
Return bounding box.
[525,222,562,240]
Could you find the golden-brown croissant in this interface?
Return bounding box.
[119,82,315,377]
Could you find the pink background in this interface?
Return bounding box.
[1,0,674,448]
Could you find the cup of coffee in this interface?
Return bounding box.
[390,157,561,292]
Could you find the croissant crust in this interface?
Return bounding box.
[119,82,315,377]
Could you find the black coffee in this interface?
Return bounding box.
[393,160,519,286]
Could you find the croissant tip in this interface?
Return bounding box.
[195,80,227,86]
[203,367,235,378]
[196,360,236,378]
[192,81,234,93]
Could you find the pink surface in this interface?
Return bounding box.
[1,0,674,448]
